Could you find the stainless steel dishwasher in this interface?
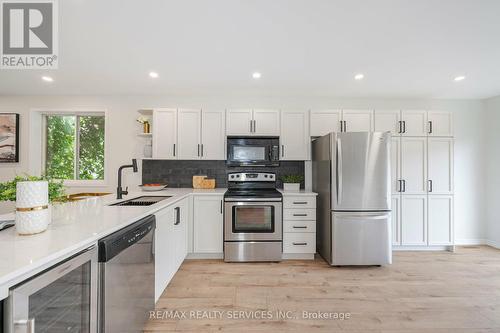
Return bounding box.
[97,215,155,333]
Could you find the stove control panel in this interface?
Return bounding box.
[228,172,275,182]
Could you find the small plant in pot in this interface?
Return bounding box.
[0,175,65,235]
[281,174,303,192]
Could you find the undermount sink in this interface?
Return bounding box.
[109,196,171,206]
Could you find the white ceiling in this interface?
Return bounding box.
[1,0,500,99]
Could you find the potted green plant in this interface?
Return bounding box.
[0,175,65,235]
[281,174,303,192]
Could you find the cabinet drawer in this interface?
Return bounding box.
[283,233,316,254]
[283,209,316,220]
[283,196,316,209]
[283,220,316,233]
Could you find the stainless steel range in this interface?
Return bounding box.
[224,172,283,262]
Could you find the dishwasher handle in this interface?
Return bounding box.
[98,215,156,262]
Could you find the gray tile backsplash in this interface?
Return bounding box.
[142,160,305,188]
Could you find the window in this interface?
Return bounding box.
[43,113,105,181]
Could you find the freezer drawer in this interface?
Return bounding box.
[331,211,392,266]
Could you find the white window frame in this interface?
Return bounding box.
[30,108,109,187]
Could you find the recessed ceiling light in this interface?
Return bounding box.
[149,72,159,78]
[252,72,262,79]
[354,73,364,80]
[41,76,53,82]
[454,75,466,82]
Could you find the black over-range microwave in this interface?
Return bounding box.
[226,136,280,167]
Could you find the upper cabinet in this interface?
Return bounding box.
[310,110,373,136]
[310,110,341,136]
[280,110,310,160]
[428,111,453,137]
[152,108,177,159]
[374,110,401,135]
[373,110,453,137]
[152,108,225,160]
[201,110,226,160]
[226,109,280,136]
[401,110,428,136]
[177,109,201,160]
[341,110,374,132]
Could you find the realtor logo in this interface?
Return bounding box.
[1,0,58,69]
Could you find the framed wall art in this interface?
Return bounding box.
[0,113,20,163]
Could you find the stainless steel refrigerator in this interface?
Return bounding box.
[312,132,392,266]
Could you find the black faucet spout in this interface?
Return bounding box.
[117,159,138,199]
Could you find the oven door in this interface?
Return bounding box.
[224,199,282,241]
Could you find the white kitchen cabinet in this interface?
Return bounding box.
[173,198,189,269]
[428,111,453,137]
[342,109,374,132]
[226,109,253,135]
[428,195,454,245]
[201,110,225,159]
[154,206,175,301]
[391,137,401,194]
[177,109,201,159]
[226,109,280,136]
[310,110,341,136]
[152,108,177,159]
[253,109,280,135]
[401,137,427,194]
[401,195,427,246]
[280,110,310,160]
[392,195,401,245]
[428,138,454,194]
[374,110,401,135]
[193,195,224,253]
[401,110,427,136]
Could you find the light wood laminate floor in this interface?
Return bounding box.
[144,246,500,332]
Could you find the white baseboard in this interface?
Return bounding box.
[186,253,223,259]
[486,239,500,249]
[393,245,451,251]
[282,253,315,260]
[455,239,487,246]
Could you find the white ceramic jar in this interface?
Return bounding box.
[15,180,50,235]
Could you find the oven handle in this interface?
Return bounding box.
[224,197,283,202]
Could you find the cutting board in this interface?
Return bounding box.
[192,175,216,189]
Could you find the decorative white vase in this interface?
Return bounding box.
[283,183,300,192]
[15,181,50,235]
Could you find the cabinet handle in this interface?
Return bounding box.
[343,120,347,132]
[397,180,402,192]
[281,145,284,157]
[293,201,307,204]
[174,207,180,225]
[403,121,406,133]
[220,200,223,214]
[402,179,406,192]
[339,120,343,132]
[428,121,433,134]
[293,213,308,217]
[293,226,308,229]
[201,144,204,157]
[253,120,256,133]
[292,242,308,246]
[250,120,253,133]
[428,180,433,193]
[173,144,176,157]
[398,121,402,134]
[197,144,200,157]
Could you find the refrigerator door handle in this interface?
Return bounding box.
[336,138,343,205]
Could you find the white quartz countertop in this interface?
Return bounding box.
[0,188,225,300]
[0,187,316,300]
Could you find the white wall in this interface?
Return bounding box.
[0,95,488,242]
[485,95,500,247]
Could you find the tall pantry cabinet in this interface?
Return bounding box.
[376,110,454,249]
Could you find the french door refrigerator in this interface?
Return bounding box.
[312,132,392,266]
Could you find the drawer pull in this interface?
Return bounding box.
[292,242,308,246]
[293,226,307,229]
[293,213,308,217]
[292,201,308,204]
